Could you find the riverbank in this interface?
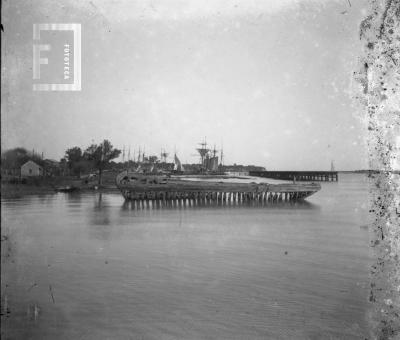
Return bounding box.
[1,171,122,199]
[0,172,274,199]
[1,182,119,199]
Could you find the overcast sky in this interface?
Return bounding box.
[1,0,370,170]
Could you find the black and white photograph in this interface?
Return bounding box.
[1,0,399,339]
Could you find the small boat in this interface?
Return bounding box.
[56,186,80,193]
[115,170,321,202]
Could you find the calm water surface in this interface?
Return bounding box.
[1,174,372,339]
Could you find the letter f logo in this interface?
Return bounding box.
[33,24,51,80]
[32,23,81,91]
[33,44,51,79]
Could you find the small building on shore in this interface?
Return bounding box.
[21,160,43,177]
[43,159,61,176]
[1,167,20,177]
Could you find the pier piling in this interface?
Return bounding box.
[249,171,338,182]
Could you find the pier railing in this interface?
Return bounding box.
[249,171,338,182]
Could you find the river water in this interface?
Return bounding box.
[1,173,372,339]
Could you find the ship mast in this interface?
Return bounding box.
[196,137,210,167]
[160,148,169,163]
[212,144,218,158]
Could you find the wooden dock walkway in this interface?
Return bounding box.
[249,171,338,182]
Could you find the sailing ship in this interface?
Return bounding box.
[174,154,184,172]
[196,139,221,173]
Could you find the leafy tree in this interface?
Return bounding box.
[65,147,87,178]
[59,158,68,176]
[2,147,44,169]
[84,140,121,185]
[2,148,28,168]
[148,155,159,163]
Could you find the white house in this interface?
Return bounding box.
[21,160,43,177]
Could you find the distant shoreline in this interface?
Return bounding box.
[2,171,398,199]
[339,170,400,174]
[1,183,119,199]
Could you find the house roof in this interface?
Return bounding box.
[21,160,42,168]
[43,159,60,166]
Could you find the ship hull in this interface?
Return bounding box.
[116,171,321,202]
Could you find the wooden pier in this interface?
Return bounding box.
[249,171,338,182]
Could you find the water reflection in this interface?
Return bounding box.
[1,174,371,340]
[87,194,114,241]
[63,192,82,202]
[121,198,319,211]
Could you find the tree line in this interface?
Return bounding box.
[2,147,45,169]
[63,140,121,184]
[2,140,121,185]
